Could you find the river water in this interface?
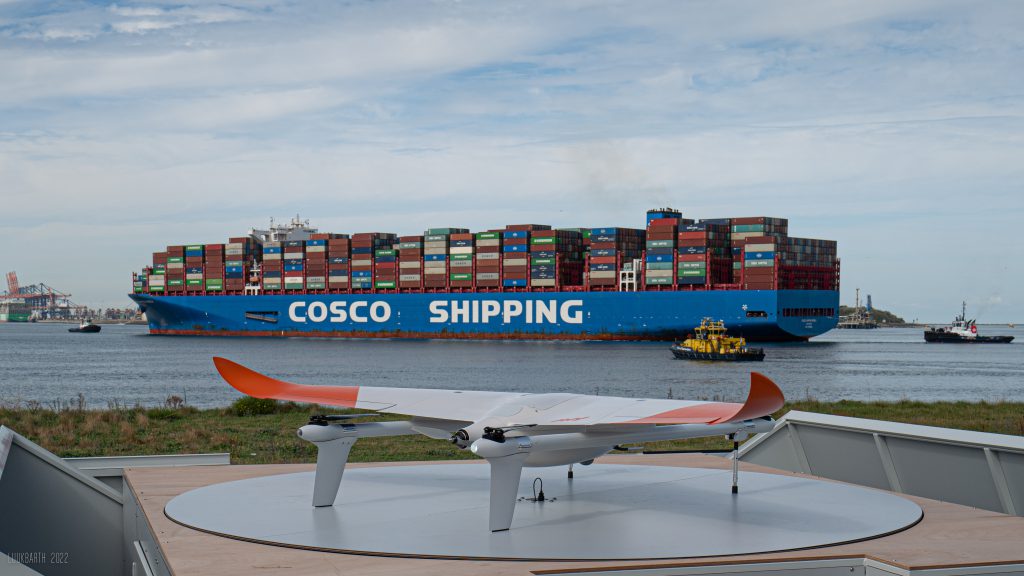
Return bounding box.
[1,322,1021,408]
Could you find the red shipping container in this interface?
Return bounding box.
[450,233,474,241]
[506,224,550,232]
[284,271,304,278]
[678,254,706,262]
[648,218,679,226]
[646,231,675,241]
[590,256,617,264]
[503,237,528,246]
[677,239,707,247]
[167,246,185,256]
[502,272,528,279]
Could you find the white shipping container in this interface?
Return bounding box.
[745,243,776,252]
[423,261,446,269]
[263,253,281,261]
[476,239,500,247]
[225,249,244,257]
[148,277,166,285]
[284,278,304,285]
[424,247,447,256]
[589,271,617,279]
[424,241,447,250]
[424,267,446,275]
[532,279,556,287]
[306,276,326,283]
[504,258,528,267]
[352,258,372,266]
[476,272,500,280]
[166,262,184,270]
[449,246,474,255]
[399,274,421,282]
[476,252,500,260]
[226,243,244,250]
[186,274,203,280]
[306,246,325,253]
[263,241,281,248]
[399,261,422,269]
[646,269,673,278]
[450,260,473,268]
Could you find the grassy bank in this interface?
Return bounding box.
[1,399,1021,465]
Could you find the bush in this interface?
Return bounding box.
[230,397,279,416]
[145,407,183,421]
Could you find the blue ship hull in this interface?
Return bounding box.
[130,290,838,341]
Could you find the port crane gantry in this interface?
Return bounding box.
[1,271,86,319]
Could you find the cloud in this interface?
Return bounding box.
[0,1,1022,318]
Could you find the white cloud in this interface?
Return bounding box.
[0,1,1022,318]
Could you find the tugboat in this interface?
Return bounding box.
[671,318,765,361]
[68,319,101,333]
[924,303,1013,343]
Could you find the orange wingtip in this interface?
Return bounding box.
[623,372,784,425]
[212,357,359,408]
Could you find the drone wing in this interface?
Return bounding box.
[213,357,783,428]
[213,356,526,424]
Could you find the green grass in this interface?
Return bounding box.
[1,399,1021,465]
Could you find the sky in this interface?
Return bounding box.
[0,0,1022,322]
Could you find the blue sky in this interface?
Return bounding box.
[1,0,1022,321]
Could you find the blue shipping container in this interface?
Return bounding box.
[646,254,673,263]
[503,279,527,287]
[504,244,528,253]
[503,231,529,239]
[745,251,775,260]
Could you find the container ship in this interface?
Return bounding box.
[129,209,839,341]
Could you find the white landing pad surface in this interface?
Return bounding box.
[164,463,923,561]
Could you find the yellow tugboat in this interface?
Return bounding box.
[670,318,765,362]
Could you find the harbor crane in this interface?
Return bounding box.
[1,271,85,319]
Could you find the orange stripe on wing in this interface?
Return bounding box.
[212,357,359,408]
[622,372,784,425]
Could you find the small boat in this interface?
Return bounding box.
[924,303,1013,343]
[671,318,765,361]
[68,320,101,333]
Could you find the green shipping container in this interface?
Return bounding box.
[424,234,448,242]
[647,262,673,271]
[167,279,183,286]
[185,244,203,251]
[679,262,706,269]
[168,256,184,264]
[398,242,422,250]
[375,248,396,257]
[745,259,775,267]
[451,253,473,261]
[149,286,165,292]
[151,269,165,275]
[679,269,706,277]
[531,257,555,265]
[476,232,500,240]
[306,282,326,289]
[375,280,396,289]
[186,279,202,286]
[530,237,555,245]
[450,273,472,281]
[646,240,674,248]
[645,276,672,285]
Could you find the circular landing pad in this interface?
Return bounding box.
[165,463,922,561]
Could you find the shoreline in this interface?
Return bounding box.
[2,399,1020,465]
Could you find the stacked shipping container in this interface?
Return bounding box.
[139,209,838,296]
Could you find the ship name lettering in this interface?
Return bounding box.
[288,301,392,324]
[428,299,583,325]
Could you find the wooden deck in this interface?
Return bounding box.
[125,454,1024,575]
